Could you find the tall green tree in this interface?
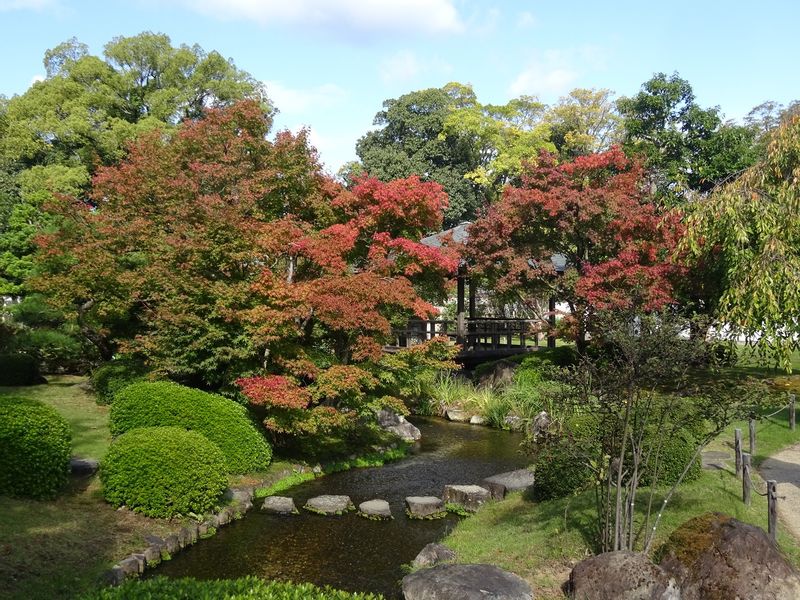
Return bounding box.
[545,88,621,158]
[618,73,758,202]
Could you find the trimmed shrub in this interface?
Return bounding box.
[532,441,593,501]
[100,426,227,518]
[0,397,71,499]
[641,428,702,486]
[0,353,43,386]
[111,381,272,473]
[90,360,147,404]
[82,576,384,599]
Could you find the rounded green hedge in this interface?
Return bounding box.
[110,381,271,473]
[532,441,594,501]
[100,426,227,518]
[0,353,44,386]
[0,397,71,499]
[90,361,147,405]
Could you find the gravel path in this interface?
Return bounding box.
[759,443,800,541]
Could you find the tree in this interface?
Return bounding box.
[681,114,800,371]
[466,148,680,351]
[545,88,621,158]
[618,72,758,202]
[33,101,458,436]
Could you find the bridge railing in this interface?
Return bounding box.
[391,318,544,352]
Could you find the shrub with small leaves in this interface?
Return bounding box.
[0,353,43,386]
[111,381,272,473]
[90,360,147,404]
[100,426,227,518]
[0,397,71,499]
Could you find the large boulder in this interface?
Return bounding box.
[412,543,457,569]
[376,408,422,442]
[478,359,518,388]
[658,512,800,599]
[406,496,446,519]
[442,484,491,512]
[402,563,533,600]
[482,469,536,500]
[304,495,355,515]
[569,551,679,600]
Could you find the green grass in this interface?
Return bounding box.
[0,375,111,459]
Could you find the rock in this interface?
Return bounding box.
[442,485,491,512]
[224,487,254,503]
[101,565,126,586]
[304,494,355,515]
[261,496,298,515]
[238,499,254,513]
[312,464,323,474]
[358,499,392,520]
[217,506,234,526]
[118,555,142,577]
[69,457,99,476]
[529,411,550,440]
[376,408,422,442]
[477,359,519,389]
[469,415,487,425]
[569,551,679,600]
[700,450,730,470]
[446,408,471,422]
[163,534,180,555]
[412,543,457,569]
[503,414,524,431]
[402,563,533,600]
[658,512,800,599]
[405,496,446,519]
[142,545,161,567]
[176,527,193,548]
[482,469,536,500]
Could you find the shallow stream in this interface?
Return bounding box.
[151,417,528,598]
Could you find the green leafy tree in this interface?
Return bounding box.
[545,88,621,158]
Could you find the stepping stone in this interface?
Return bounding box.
[70,457,99,476]
[402,564,533,600]
[413,543,457,568]
[446,408,470,422]
[442,485,491,512]
[405,496,446,519]
[702,451,731,470]
[261,496,298,515]
[482,468,536,500]
[469,415,487,425]
[304,494,355,515]
[358,499,393,520]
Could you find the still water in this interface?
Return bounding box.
[152,417,528,598]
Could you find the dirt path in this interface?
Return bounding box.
[759,443,800,541]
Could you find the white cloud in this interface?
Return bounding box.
[265,81,347,115]
[518,11,536,28]
[0,0,55,10]
[509,47,608,98]
[170,0,464,35]
[379,50,452,85]
[30,74,45,85]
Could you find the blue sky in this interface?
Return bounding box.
[1,0,799,173]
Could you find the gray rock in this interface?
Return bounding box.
[118,555,142,576]
[101,565,126,586]
[261,496,298,515]
[69,457,99,476]
[142,545,161,567]
[569,551,679,600]
[483,469,536,500]
[446,408,471,422]
[412,543,457,568]
[376,408,422,442]
[238,499,254,514]
[402,563,533,600]
[405,496,446,519]
[442,484,491,512]
[469,415,487,425]
[198,522,209,537]
[217,506,234,526]
[477,359,519,389]
[304,494,355,515]
[224,487,254,503]
[358,499,392,520]
[529,411,550,440]
[163,534,180,554]
[503,414,524,431]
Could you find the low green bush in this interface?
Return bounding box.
[0,353,43,386]
[90,360,147,405]
[100,426,227,518]
[532,441,594,501]
[641,428,702,486]
[82,576,384,599]
[111,381,271,473]
[0,397,71,499]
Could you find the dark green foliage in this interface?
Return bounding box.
[473,346,578,383]
[90,360,147,404]
[11,328,88,374]
[110,381,272,473]
[100,426,227,518]
[0,396,71,499]
[532,440,593,501]
[0,353,43,385]
[81,576,384,599]
[642,428,702,486]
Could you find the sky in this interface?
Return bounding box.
[1,0,799,173]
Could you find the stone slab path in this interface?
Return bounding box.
[759,443,800,542]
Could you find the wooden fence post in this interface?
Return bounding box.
[742,453,752,506]
[734,428,743,476]
[768,479,778,542]
[749,418,756,456]
[790,394,796,431]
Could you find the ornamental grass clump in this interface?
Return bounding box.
[100,426,227,518]
[111,381,271,473]
[0,397,71,499]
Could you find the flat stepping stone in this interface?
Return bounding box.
[402,563,533,600]
[304,495,354,515]
[261,496,298,515]
[358,499,392,520]
[482,468,535,500]
[446,408,470,422]
[442,484,491,512]
[702,451,731,470]
[406,496,446,519]
[413,543,457,568]
[469,415,487,425]
[70,457,99,476]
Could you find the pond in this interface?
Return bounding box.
[151,417,529,598]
